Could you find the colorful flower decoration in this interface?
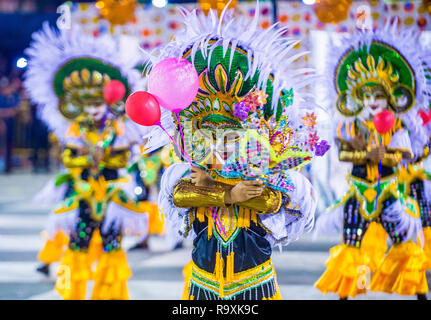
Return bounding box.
[280,88,294,107]
[307,132,319,151]
[254,90,268,106]
[233,101,250,121]
[315,140,331,156]
[302,112,317,129]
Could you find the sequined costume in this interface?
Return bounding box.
[314,22,431,298]
[398,141,431,268]
[24,23,151,300]
[34,169,103,274]
[146,4,327,300]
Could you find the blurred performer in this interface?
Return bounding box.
[314,22,431,300]
[147,5,328,300]
[128,147,164,250]
[24,23,153,300]
[398,101,431,272]
[33,168,103,277]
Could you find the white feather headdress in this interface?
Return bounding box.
[325,21,431,157]
[23,22,157,145]
[140,2,320,154]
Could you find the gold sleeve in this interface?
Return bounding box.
[100,148,130,169]
[213,180,282,213]
[62,148,92,168]
[172,179,282,213]
[381,150,403,167]
[237,187,282,214]
[339,150,367,164]
[173,179,227,208]
[338,139,367,165]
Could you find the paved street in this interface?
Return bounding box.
[0,172,428,300]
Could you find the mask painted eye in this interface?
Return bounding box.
[222,130,241,144]
[363,93,372,100]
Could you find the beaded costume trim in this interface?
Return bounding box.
[189,259,276,300]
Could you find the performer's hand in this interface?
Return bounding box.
[366,147,385,162]
[401,151,412,160]
[225,180,264,204]
[92,147,104,163]
[78,145,90,156]
[351,134,367,150]
[190,166,213,187]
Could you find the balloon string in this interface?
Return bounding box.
[157,122,192,166]
[210,206,226,236]
[174,112,193,165]
[374,135,382,211]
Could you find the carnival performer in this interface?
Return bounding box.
[314,22,430,300]
[24,23,154,300]
[145,4,328,300]
[128,146,165,250]
[398,110,431,271]
[34,168,103,277]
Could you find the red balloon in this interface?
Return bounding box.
[125,91,161,126]
[104,80,126,104]
[373,110,395,134]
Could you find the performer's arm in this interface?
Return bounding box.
[62,147,92,168]
[380,148,406,167]
[173,179,282,214]
[338,139,368,165]
[172,179,227,208]
[100,148,130,169]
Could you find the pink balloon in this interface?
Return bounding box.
[149,58,199,113]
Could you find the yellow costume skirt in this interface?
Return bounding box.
[55,248,131,300]
[91,249,132,300]
[315,222,388,298]
[38,229,103,265]
[142,201,164,236]
[370,241,429,295]
[315,244,371,298]
[38,231,69,264]
[182,260,193,300]
[55,249,93,300]
[421,227,431,270]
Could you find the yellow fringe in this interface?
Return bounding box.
[370,241,429,295]
[197,207,205,223]
[238,207,244,228]
[360,222,388,271]
[207,213,213,239]
[251,211,257,225]
[314,244,371,298]
[181,260,194,300]
[55,249,92,300]
[226,252,235,282]
[38,231,69,264]
[215,252,225,298]
[91,250,132,300]
[88,229,103,265]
